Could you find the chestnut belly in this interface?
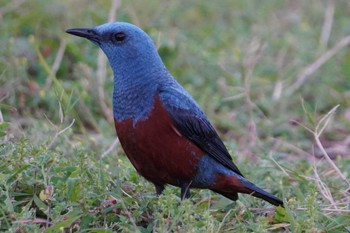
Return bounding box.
[114,98,205,187]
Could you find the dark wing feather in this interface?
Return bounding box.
[160,89,244,177]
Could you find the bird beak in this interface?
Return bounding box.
[66,28,101,44]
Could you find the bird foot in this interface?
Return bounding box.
[154,184,165,196]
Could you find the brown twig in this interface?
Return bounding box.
[45,39,67,89]
[272,48,289,100]
[0,109,3,123]
[296,207,350,213]
[100,138,119,158]
[286,35,350,95]
[239,38,265,159]
[320,0,334,48]
[269,136,313,158]
[312,160,337,208]
[269,154,289,176]
[313,105,350,188]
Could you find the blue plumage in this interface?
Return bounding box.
[66,22,283,207]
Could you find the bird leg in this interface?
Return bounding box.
[154,184,165,196]
[180,181,192,200]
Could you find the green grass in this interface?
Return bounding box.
[1,0,350,232]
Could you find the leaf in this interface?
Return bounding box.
[4,197,14,213]
[83,228,113,233]
[44,215,81,233]
[8,192,32,197]
[67,177,81,202]
[274,205,286,222]
[300,97,316,126]
[7,165,30,182]
[0,122,10,129]
[33,194,48,211]
[0,122,10,137]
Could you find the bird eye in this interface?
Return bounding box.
[114,32,126,43]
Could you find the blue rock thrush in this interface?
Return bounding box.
[66,22,283,206]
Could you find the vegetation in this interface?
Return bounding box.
[1,0,350,232]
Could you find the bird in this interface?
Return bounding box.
[66,22,283,207]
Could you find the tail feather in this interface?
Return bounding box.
[241,178,283,207]
[211,174,283,207]
[212,189,238,201]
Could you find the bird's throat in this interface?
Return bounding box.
[112,81,159,125]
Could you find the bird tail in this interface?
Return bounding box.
[241,178,283,207]
[211,174,283,206]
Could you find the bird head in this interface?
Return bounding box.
[66,22,164,79]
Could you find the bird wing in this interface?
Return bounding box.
[159,87,244,177]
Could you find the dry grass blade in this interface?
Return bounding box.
[296,207,350,213]
[269,154,289,176]
[267,223,291,230]
[57,119,75,136]
[100,138,119,158]
[45,39,67,89]
[313,105,350,188]
[47,119,75,149]
[47,101,76,148]
[0,108,3,123]
[312,161,337,207]
[319,0,334,48]
[216,209,233,233]
[315,105,339,137]
[287,35,350,95]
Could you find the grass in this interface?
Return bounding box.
[1,0,350,232]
